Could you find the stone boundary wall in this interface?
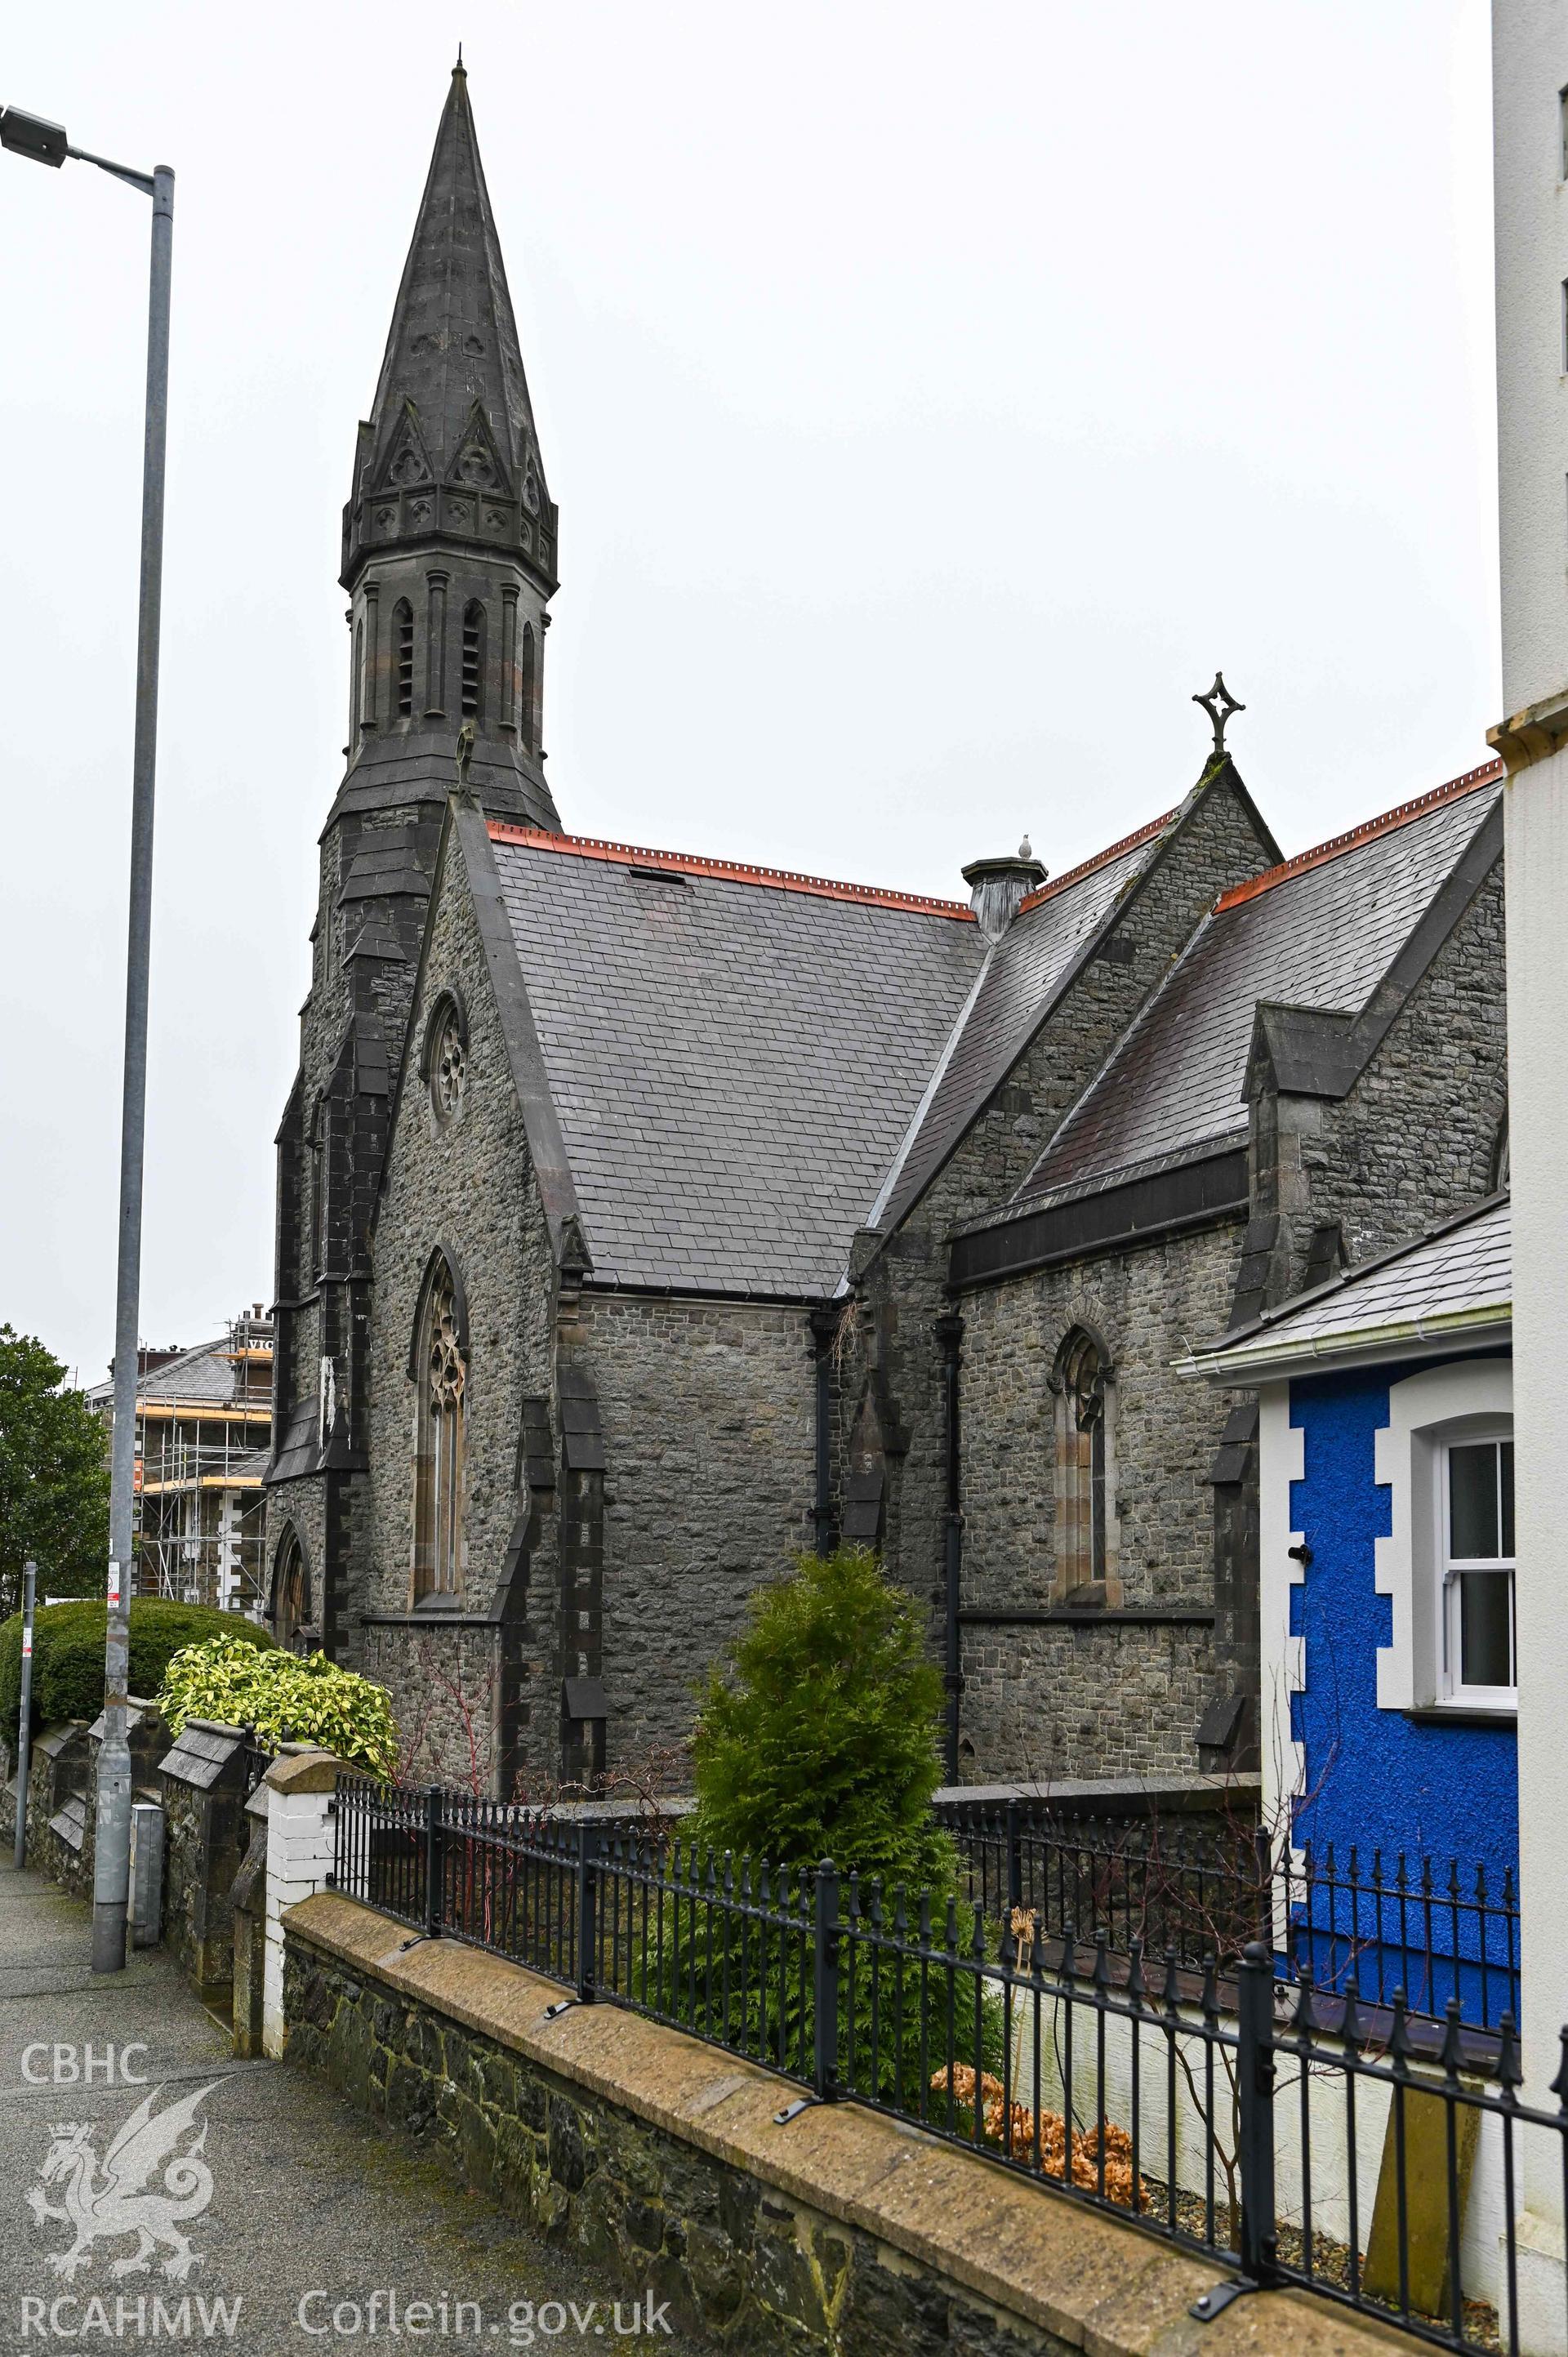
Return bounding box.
[1,1709,252,1997]
[2,1719,94,1896]
[158,1718,254,2000]
[1,1702,169,1903]
[283,1889,1414,2357]
[938,1772,1263,1884]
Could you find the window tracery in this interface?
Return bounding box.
[1053,1326,1118,1599]
[413,1254,466,1600]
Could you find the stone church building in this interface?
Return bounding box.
[265,66,1509,1799]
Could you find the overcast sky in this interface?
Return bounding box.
[0,0,1498,1384]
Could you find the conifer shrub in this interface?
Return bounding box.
[689,1543,960,1889]
[640,1547,1002,2104]
[0,1598,271,1736]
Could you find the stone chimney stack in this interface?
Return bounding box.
[961,837,1047,942]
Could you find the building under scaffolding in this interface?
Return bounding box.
[87,1307,274,1616]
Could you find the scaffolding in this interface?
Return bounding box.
[121,1308,274,1615]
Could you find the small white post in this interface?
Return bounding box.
[260,1751,345,2059]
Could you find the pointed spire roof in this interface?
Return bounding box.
[343,65,555,588]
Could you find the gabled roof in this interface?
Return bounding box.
[1183,1193,1510,1380]
[1011,764,1504,1211]
[866,812,1177,1234]
[87,1330,271,1415]
[484,824,987,1297]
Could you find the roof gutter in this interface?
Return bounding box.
[1179,1303,1512,1384]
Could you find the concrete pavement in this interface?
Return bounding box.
[0,1862,708,2355]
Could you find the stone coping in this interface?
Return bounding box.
[158,1720,247,1789]
[934,1774,1262,1816]
[284,1891,1417,2357]
[265,1749,345,1795]
[35,1722,89,1762]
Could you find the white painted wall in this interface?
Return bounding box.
[1001,1983,1519,2324]
[261,1775,339,2059]
[1494,1,1568,2313]
[1494,2,1568,714]
[1504,737,1568,2216]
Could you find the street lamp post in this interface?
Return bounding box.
[1,104,174,1972]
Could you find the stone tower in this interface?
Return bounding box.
[264,64,561,1655]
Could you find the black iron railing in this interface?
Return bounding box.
[331,1776,1565,2356]
[937,1794,1266,1965]
[1284,1842,1520,2033]
[935,1798,1523,2031]
[239,1727,276,1799]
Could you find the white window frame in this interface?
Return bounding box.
[1373,1358,1514,1717]
[1258,1384,1307,1851]
[1437,1426,1515,1707]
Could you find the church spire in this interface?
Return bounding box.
[344,62,555,593]
[340,66,559,831]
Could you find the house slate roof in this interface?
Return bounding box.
[1009,765,1504,1213]
[135,1339,250,1408]
[866,812,1177,1235]
[487,828,987,1297]
[87,1334,270,1415]
[1183,1193,1510,1380]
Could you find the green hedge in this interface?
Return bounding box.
[0,1600,273,1737]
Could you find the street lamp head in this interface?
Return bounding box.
[0,106,69,167]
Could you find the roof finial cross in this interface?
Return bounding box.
[1193,671,1245,759]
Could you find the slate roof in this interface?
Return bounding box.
[488,829,986,1297]
[1013,765,1504,1210]
[1184,1194,1510,1379]
[867,813,1176,1233]
[137,1339,249,1406]
[87,1334,266,1414]
[339,828,430,904]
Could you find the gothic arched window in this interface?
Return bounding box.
[271,1528,310,1654]
[394,599,414,717]
[421,991,467,1129]
[519,623,536,755]
[431,1005,465,1125]
[413,1254,466,1601]
[1052,1326,1119,1601]
[461,601,486,722]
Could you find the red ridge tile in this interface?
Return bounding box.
[1214,760,1503,915]
[1016,810,1178,916]
[485,822,977,920]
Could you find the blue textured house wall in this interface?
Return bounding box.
[1287,1363,1517,2003]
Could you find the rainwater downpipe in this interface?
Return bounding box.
[809,1308,836,1556]
[938,1308,964,1780]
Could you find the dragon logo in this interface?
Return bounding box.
[27,2082,217,2281]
